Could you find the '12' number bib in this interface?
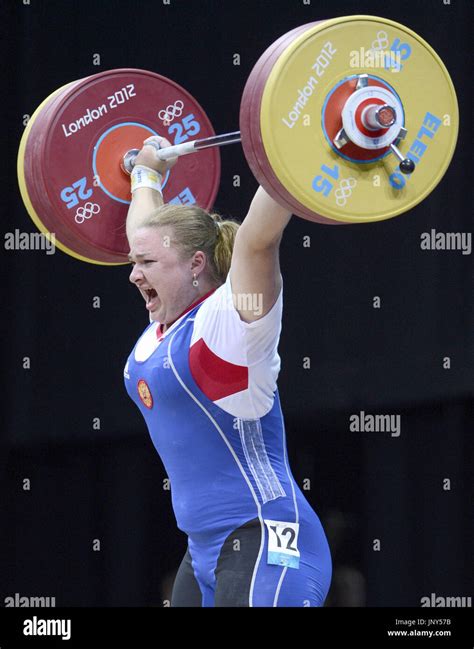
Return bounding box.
[264,520,300,569]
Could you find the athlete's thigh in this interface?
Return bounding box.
[257,556,331,607]
[171,548,203,607]
[217,517,332,606]
[215,515,331,607]
[260,521,332,607]
[214,517,262,607]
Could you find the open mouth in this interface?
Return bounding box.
[144,288,159,311]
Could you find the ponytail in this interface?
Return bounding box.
[143,204,239,285]
[212,214,239,283]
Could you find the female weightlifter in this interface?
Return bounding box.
[123,135,332,607]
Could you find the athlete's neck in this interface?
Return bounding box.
[160,286,218,333]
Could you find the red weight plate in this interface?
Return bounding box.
[23,75,137,264]
[25,78,143,263]
[23,69,220,264]
[22,80,96,255]
[240,22,340,225]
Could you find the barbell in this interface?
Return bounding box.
[17,15,459,265]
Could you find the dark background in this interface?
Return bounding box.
[1,0,472,608]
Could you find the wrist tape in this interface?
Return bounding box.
[131,165,163,194]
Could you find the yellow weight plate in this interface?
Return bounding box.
[259,15,459,222]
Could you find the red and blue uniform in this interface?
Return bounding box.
[124,272,331,606]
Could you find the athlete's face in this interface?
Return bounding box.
[128,226,199,325]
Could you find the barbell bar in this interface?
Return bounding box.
[122,123,414,174]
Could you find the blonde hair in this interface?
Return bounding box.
[142,204,240,285]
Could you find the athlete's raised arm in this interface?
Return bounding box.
[125,136,176,241]
[229,187,292,323]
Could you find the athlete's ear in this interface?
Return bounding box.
[191,250,207,274]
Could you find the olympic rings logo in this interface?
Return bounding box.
[371,31,389,52]
[335,178,357,207]
[75,202,100,224]
[158,100,184,124]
